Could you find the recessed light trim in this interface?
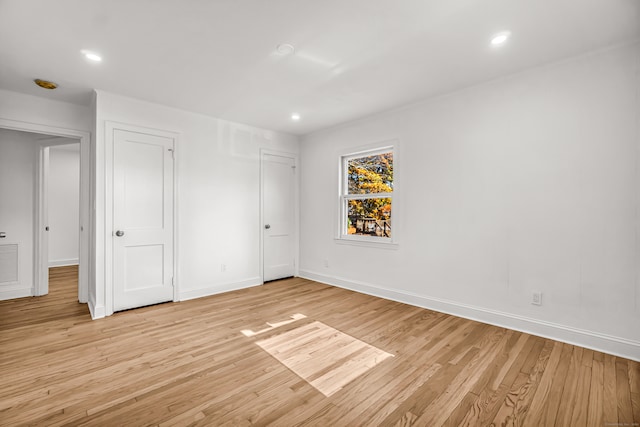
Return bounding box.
[490,31,511,46]
[291,113,301,121]
[81,50,102,62]
[276,43,295,55]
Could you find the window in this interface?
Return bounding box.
[339,147,393,242]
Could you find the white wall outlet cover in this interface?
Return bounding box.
[532,291,542,306]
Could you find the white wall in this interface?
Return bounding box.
[299,42,640,360]
[93,90,299,317]
[0,89,91,131]
[0,129,38,299]
[48,144,80,267]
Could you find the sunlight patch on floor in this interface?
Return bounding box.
[255,320,393,396]
[241,313,307,337]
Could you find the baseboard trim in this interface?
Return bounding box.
[0,287,33,301]
[49,259,79,268]
[179,277,262,301]
[298,270,640,362]
[88,298,105,320]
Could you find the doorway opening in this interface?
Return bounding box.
[38,140,81,297]
[0,119,90,307]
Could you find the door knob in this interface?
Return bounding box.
[115,230,125,237]
[264,224,271,229]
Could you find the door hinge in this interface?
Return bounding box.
[168,148,174,159]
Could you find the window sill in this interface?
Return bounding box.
[334,237,399,250]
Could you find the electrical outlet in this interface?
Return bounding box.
[531,291,542,306]
[324,259,329,268]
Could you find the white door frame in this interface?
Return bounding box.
[36,145,50,296]
[259,149,299,283]
[36,138,83,296]
[104,121,179,316]
[0,118,90,303]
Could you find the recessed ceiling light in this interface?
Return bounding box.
[291,113,301,121]
[81,50,102,62]
[276,43,295,55]
[34,79,58,90]
[490,31,511,46]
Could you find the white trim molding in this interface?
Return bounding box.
[298,269,640,362]
[178,277,262,301]
[49,259,80,268]
[35,146,50,296]
[0,288,33,300]
[88,299,105,320]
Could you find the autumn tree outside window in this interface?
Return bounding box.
[340,147,393,242]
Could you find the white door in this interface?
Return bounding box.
[113,129,174,312]
[263,153,296,282]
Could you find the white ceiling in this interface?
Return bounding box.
[1,0,638,135]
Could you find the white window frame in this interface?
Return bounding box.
[338,145,396,246]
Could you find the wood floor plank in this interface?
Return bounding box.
[521,340,563,426]
[450,333,538,426]
[587,356,605,427]
[355,363,442,426]
[488,332,530,391]
[377,347,481,426]
[415,328,510,426]
[617,358,635,425]
[491,338,552,426]
[441,390,480,427]
[0,266,637,426]
[630,360,640,424]
[570,348,594,426]
[604,353,620,425]
[555,345,584,426]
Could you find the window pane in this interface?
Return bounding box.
[347,152,393,194]
[347,198,391,237]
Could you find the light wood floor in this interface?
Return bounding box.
[1,266,638,426]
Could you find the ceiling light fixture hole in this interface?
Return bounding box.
[34,79,58,90]
[276,44,295,55]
